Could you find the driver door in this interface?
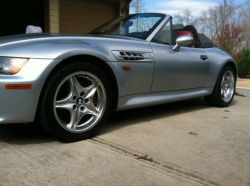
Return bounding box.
[150,21,211,93]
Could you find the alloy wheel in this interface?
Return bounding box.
[221,71,235,103]
[53,72,106,133]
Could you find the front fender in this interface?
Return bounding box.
[0,38,117,62]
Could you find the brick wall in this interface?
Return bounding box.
[60,0,120,34]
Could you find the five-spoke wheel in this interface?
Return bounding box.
[54,72,106,132]
[204,66,236,107]
[39,62,112,141]
[220,71,235,103]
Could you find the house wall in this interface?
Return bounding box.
[60,0,120,34]
[46,0,130,34]
[48,0,60,33]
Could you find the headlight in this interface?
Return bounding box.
[0,57,29,74]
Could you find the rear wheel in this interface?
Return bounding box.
[204,66,236,107]
[39,62,112,141]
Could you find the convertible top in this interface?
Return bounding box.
[198,33,212,43]
[172,24,214,48]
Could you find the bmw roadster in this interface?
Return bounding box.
[0,13,237,141]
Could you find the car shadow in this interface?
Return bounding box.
[0,123,55,144]
[0,98,238,145]
[99,98,209,135]
[98,97,237,135]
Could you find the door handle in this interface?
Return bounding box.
[200,55,208,60]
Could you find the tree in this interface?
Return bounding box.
[215,23,245,57]
[206,0,247,59]
[174,9,198,26]
[196,0,242,41]
[174,0,248,59]
[237,50,250,78]
[242,0,250,48]
[130,0,147,13]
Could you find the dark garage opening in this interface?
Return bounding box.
[0,0,45,37]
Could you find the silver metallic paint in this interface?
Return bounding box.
[107,62,154,96]
[150,43,211,92]
[204,48,237,86]
[117,87,213,110]
[173,35,194,51]
[0,59,61,123]
[0,13,237,124]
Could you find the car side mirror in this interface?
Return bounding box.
[173,35,194,52]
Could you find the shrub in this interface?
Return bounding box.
[238,50,250,78]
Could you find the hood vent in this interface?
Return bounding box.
[119,52,144,61]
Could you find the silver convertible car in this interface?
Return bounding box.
[0,13,237,141]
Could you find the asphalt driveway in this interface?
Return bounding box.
[0,96,249,186]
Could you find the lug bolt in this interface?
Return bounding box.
[73,105,76,110]
[80,92,84,96]
[73,96,77,100]
[80,106,84,111]
[85,99,90,103]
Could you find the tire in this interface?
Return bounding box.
[204,66,236,107]
[39,62,112,142]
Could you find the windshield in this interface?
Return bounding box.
[89,13,166,39]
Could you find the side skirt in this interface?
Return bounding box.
[117,87,213,110]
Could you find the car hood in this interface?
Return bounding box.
[0,33,152,60]
[0,33,145,46]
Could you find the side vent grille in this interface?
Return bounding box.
[112,51,153,62]
[119,52,144,61]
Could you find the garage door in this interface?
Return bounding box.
[0,0,45,37]
[60,0,119,34]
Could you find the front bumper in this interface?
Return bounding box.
[0,58,59,124]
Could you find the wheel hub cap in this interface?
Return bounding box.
[76,98,83,105]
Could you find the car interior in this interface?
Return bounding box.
[152,23,214,48]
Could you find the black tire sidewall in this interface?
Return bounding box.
[40,62,112,141]
[213,66,236,107]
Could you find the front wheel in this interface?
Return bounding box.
[204,66,236,107]
[39,62,112,142]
